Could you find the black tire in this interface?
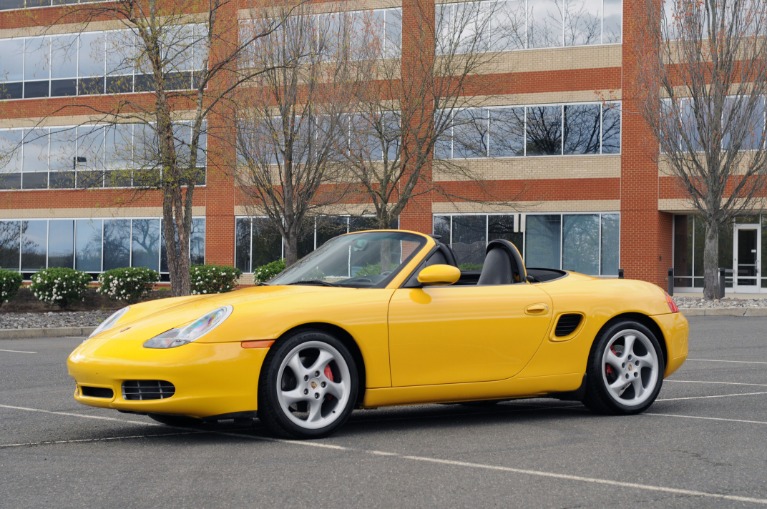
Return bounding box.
[582,320,665,415]
[148,414,203,427]
[258,330,359,439]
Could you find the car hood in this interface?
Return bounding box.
[87,285,390,346]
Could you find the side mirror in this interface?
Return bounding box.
[417,264,460,286]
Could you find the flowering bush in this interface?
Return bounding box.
[0,269,23,306]
[190,265,242,295]
[30,268,92,308]
[98,267,159,303]
[254,259,286,284]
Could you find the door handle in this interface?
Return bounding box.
[525,303,549,314]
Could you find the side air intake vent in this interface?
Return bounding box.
[123,380,176,401]
[555,314,583,337]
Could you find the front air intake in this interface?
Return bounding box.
[555,314,583,337]
[122,380,176,401]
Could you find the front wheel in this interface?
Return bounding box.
[258,330,358,438]
[583,321,665,415]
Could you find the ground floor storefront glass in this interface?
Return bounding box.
[673,214,767,292]
[433,212,620,276]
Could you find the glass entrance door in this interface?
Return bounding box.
[734,225,760,292]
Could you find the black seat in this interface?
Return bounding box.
[477,239,526,285]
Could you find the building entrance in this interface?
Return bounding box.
[734,225,761,293]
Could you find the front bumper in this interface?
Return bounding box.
[652,312,689,377]
[67,339,269,418]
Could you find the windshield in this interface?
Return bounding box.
[269,231,428,288]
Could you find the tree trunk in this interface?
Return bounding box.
[285,234,299,267]
[703,222,721,300]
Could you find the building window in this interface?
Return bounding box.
[0,26,207,101]
[234,215,397,273]
[0,122,206,190]
[239,8,401,68]
[436,102,621,159]
[434,212,619,276]
[0,217,205,277]
[437,0,622,55]
[0,0,104,10]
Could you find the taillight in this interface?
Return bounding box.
[666,293,679,313]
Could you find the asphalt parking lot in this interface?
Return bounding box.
[1,316,766,508]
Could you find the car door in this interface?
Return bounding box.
[387,283,554,387]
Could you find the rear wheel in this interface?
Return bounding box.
[258,330,358,438]
[583,321,664,415]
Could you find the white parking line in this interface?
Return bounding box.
[0,349,36,354]
[646,413,767,426]
[1,432,200,449]
[3,403,767,505]
[667,380,767,388]
[687,358,767,365]
[658,391,767,402]
[0,404,162,427]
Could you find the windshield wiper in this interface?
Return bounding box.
[288,280,338,287]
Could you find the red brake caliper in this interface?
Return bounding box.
[605,345,617,379]
[324,365,335,401]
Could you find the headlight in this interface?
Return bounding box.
[143,306,233,349]
[89,307,130,338]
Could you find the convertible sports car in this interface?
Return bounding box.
[68,230,688,438]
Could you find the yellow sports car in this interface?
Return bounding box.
[68,230,688,438]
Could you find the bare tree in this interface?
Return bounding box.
[235,6,367,265]
[341,1,513,229]
[33,0,299,295]
[637,0,767,299]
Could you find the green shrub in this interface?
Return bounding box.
[97,267,160,303]
[0,269,23,306]
[190,265,242,295]
[30,268,92,308]
[254,259,286,283]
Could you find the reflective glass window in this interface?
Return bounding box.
[433,215,451,244]
[452,215,486,267]
[564,104,601,154]
[0,130,23,189]
[51,35,78,79]
[565,0,602,46]
[78,32,105,77]
[24,37,50,81]
[562,214,599,274]
[0,221,21,270]
[22,129,48,189]
[603,0,623,43]
[384,9,402,57]
[0,39,24,82]
[489,214,522,252]
[235,218,252,272]
[602,102,621,153]
[132,219,160,271]
[48,219,75,268]
[105,124,133,170]
[75,219,103,272]
[21,220,47,271]
[453,108,488,158]
[190,218,206,266]
[525,214,561,268]
[49,127,77,172]
[103,219,131,270]
[600,213,620,275]
[526,105,562,156]
[529,0,563,49]
[489,107,525,157]
[316,216,348,248]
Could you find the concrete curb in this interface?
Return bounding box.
[0,327,95,340]
[679,308,767,317]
